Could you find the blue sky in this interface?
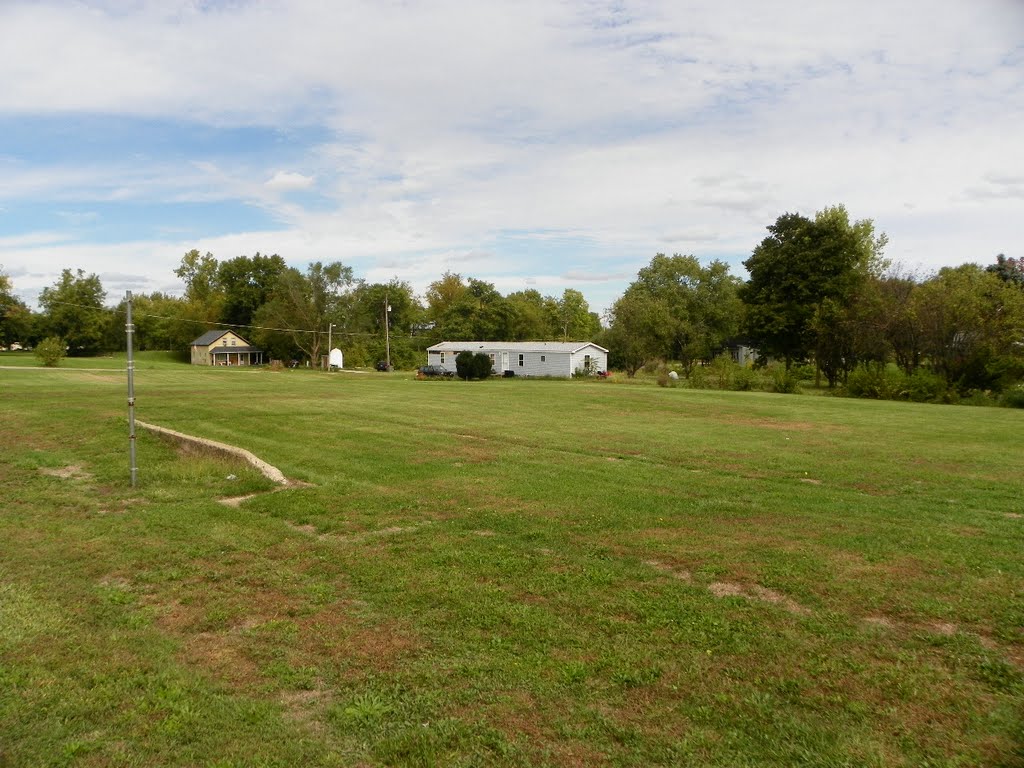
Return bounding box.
[1,0,1022,315]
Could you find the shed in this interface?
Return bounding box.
[189,330,264,367]
[426,341,608,378]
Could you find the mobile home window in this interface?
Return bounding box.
[440,352,445,364]
[518,354,524,367]
[540,355,545,362]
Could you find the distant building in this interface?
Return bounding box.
[189,330,264,366]
[426,341,608,378]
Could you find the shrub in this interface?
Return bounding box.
[905,369,948,403]
[455,351,475,380]
[455,351,493,380]
[686,364,708,389]
[34,337,65,367]
[845,364,904,399]
[472,352,493,380]
[732,365,757,391]
[790,363,817,382]
[706,355,735,390]
[1002,385,1024,409]
[767,363,800,394]
[656,367,680,387]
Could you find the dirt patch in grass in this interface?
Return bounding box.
[644,559,693,582]
[708,581,810,615]
[183,630,263,689]
[39,464,92,481]
[280,686,331,736]
[716,416,834,432]
[219,493,262,507]
[299,610,420,674]
[325,522,432,544]
[285,521,319,535]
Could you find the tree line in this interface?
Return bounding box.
[0,250,602,370]
[605,206,1023,398]
[2,204,1021,398]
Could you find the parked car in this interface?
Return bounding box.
[375,360,392,371]
[417,365,453,378]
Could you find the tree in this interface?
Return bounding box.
[175,250,223,308]
[347,279,425,368]
[506,289,551,340]
[604,291,671,377]
[986,254,1024,288]
[914,264,1024,392]
[38,269,112,356]
[34,336,65,367]
[551,289,601,341]
[252,261,355,363]
[217,253,288,329]
[740,206,887,368]
[613,254,741,374]
[425,272,468,324]
[0,269,33,348]
[435,278,512,340]
[172,249,225,348]
[108,291,190,353]
[879,274,924,375]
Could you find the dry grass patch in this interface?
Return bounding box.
[38,464,92,481]
[707,581,810,615]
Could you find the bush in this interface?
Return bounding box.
[455,351,493,380]
[472,352,493,380]
[706,355,735,390]
[34,337,65,367]
[790,363,817,382]
[455,351,474,380]
[656,367,679,388]
[767,363,800,394]
[1002,386,1024,409]
[686,364,708,389]
[905,369,948,403]
[732,365,757,391]
[845,364,904,399]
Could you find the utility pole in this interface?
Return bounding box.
[125,291,137,487]
[328,322,334,369]
[384,293,392,370]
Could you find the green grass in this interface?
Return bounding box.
[1,364,1022,766]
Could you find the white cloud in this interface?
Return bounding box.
[264,171,314,192]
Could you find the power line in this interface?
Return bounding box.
[40,299,376,338]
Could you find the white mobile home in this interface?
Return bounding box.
[426,341,608,378]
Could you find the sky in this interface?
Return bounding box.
[1,0,1022,317]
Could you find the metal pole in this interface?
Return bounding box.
[384,293,391,370]
[328,323,334,369]
[126,291,137,487]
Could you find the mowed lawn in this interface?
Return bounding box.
[1,360,1022,767]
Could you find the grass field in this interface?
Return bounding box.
[1,355,1022,766]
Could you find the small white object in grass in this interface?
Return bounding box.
[668,370,679,380]
[226,474,237,481]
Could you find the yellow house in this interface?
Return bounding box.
[190,330,264,366]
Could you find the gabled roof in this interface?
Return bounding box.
[190,329,253,347]
[426,341,608,354]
